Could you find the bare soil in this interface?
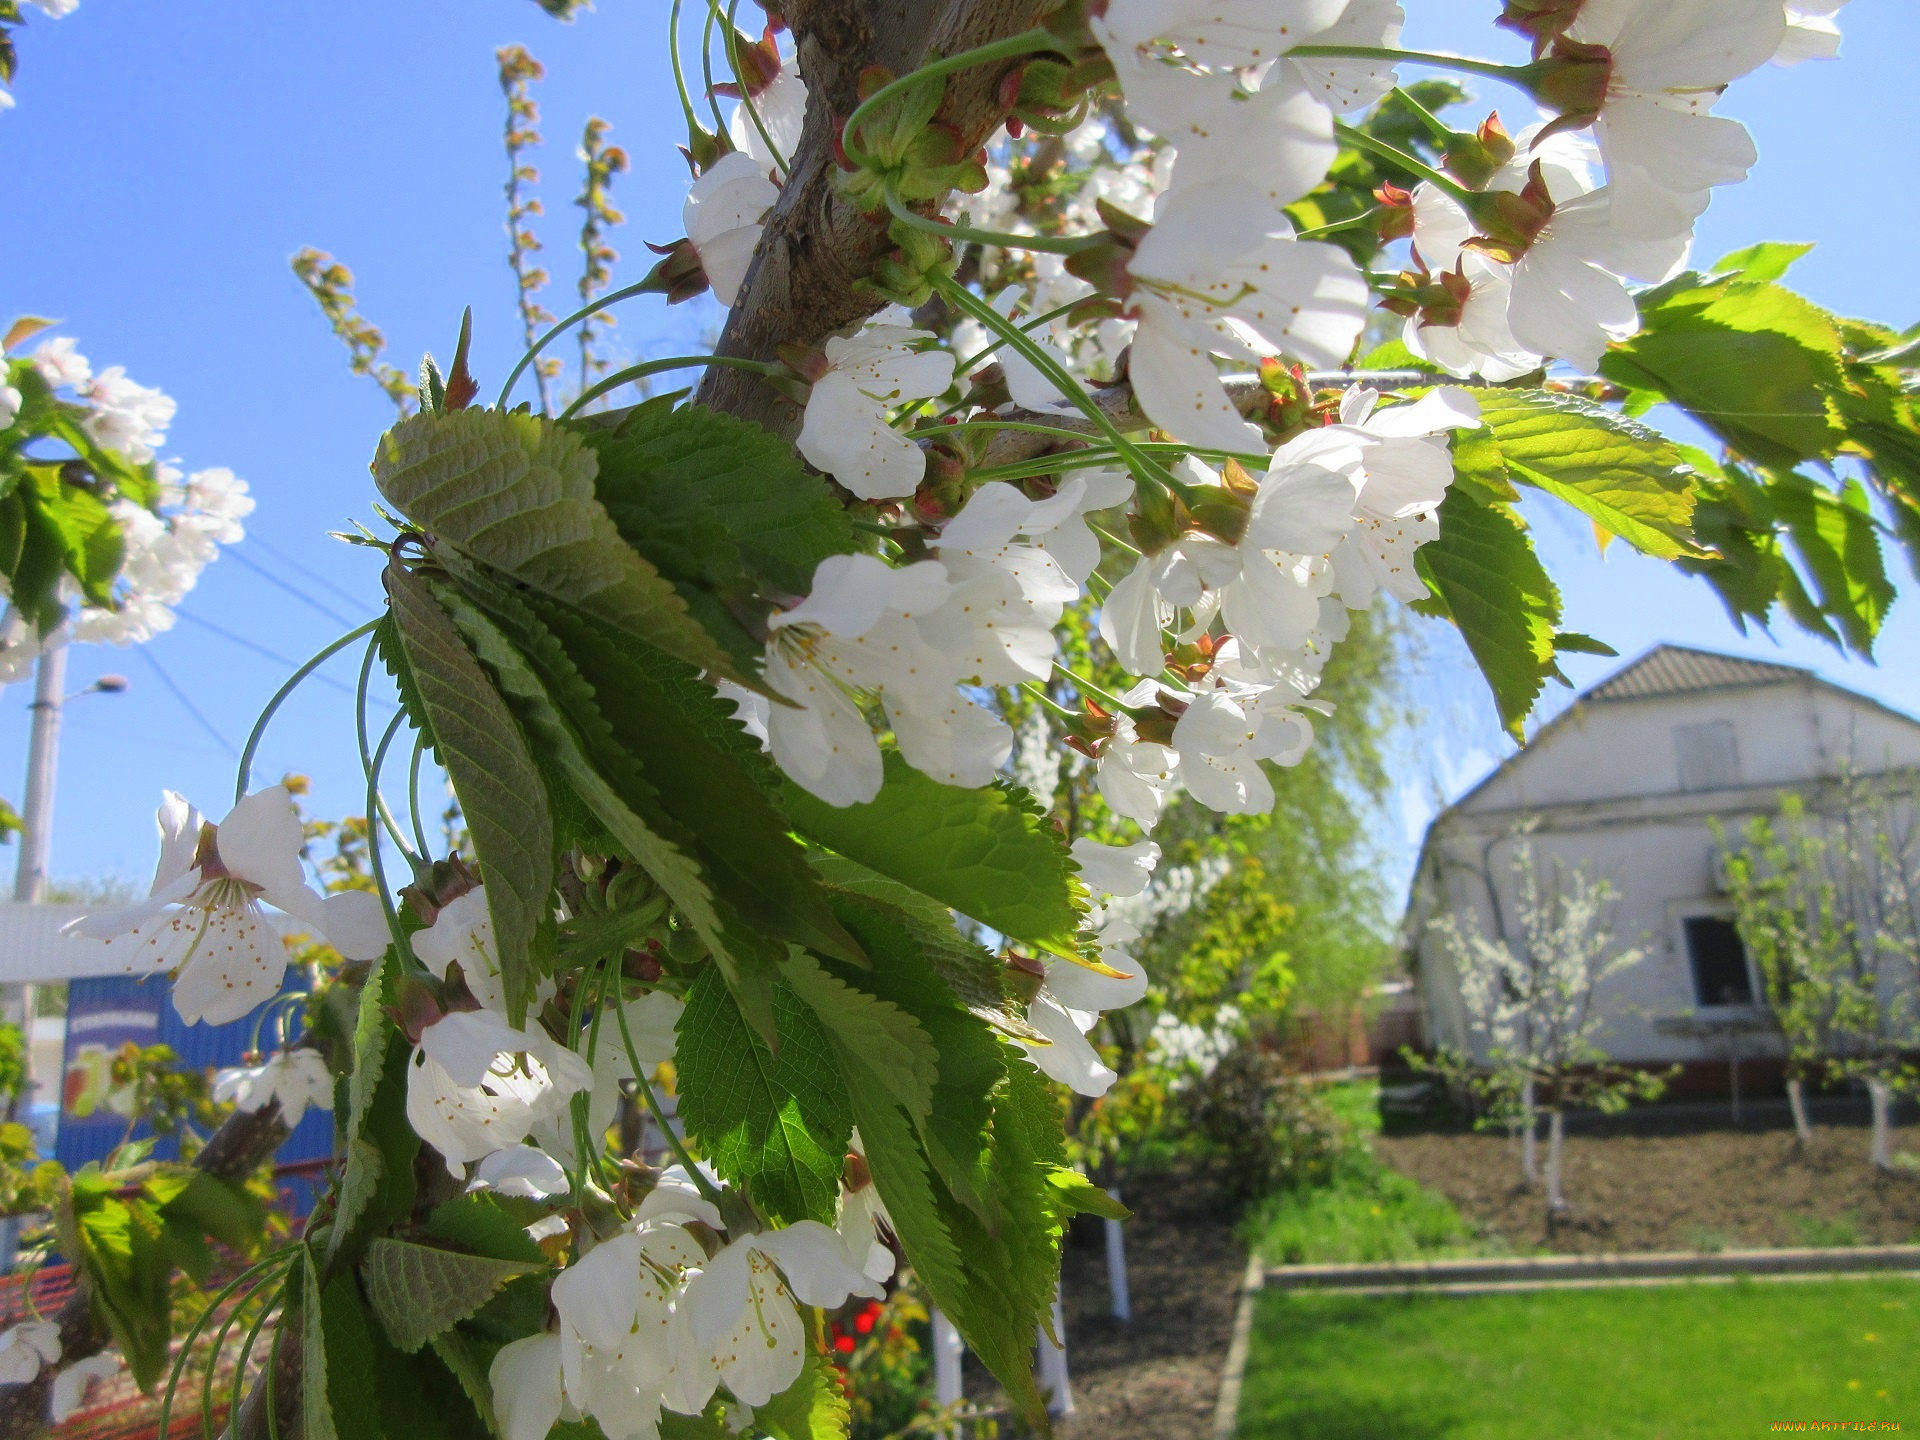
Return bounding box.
[963,1169,1247,1440]
[1376,1109,1920,1255]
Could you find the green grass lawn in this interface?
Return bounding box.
[1238,1278,1920,1439]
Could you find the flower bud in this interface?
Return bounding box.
[1444,113,1517,190]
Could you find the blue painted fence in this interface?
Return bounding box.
[54,970,335,1211]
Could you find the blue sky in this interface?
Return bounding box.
[0,0,1912,890]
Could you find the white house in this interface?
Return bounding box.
[1404,644,1920,1086]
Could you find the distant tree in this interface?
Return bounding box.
[1427,838,1666,1212]
[1720,778,1920,1167]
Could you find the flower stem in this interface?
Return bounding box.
[1088,520,1141,558]
[668,0,701,139]
[615,993,725,1204]
[1390,85,1457,144]
[1020,682,1079,724]
[930,273,1194,504]
[841,27,1060,170]
[497,278,666,409]
[357,640,415,965]
[407,730,431,857]
[558,353,776,420]
[1334,122,1476,206]
[721,0,789,176]
[1287,44,1529,87]
[1055,661,1132,714]
[884,186,1100,257]
[1292,205,1386,242]
[235,618,380,804]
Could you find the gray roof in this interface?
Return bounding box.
[1583,644,1808,703]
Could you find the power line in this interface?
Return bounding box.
[243,533,377,615]
[137,647,238,756]
[225,547,366,630]
[176,611,358,696]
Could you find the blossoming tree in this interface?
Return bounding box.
[2,0,1915,1436]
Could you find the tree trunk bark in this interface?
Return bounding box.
[1867,1075,1895,1170]
[1545,1108,1567,1213]
[1520,1075,1539,1185]
[697,0,1056,432]
[0,1103,294,1440]
[1787,1076,1813,1147]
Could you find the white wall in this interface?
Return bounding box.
[1413,681,1920,1066]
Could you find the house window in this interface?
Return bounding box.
[1684,916,1754,1007]
[1674,720,1741,791]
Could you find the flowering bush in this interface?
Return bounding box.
[1,3,1914,1440]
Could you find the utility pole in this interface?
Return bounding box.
[8,638,65,1121]
[14,635,67,908]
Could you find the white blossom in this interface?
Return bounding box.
[1565,0,1785,239]
[1019,934,1150,1096]
[684,152,779,308]
[1096,713,1179,829]
[0,1323,59,1386]
[728,50,806,171]
[66,787,390,1026]
[1171,682,1313,814]
[764,554,1010,804]
[1070,837,1160,901]
[1774,1,1847,64]
[584,990,682,1138]
[413,886,556,1019]
[470,1144,570,1199]
[795,326,955,500]
[50,1352,118,1424]
[489,1333,565,1440]
[1126,181,1369,451]
[405,1009,592,1175]
[671,1223,880,1411]
[0,387,19,429]
[212,1048,334,1127]
[30,337,89,390]
[553,1218,705,1435]
[80,366,175,463]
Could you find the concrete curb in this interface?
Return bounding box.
[1265,1244,1920,1295]
[1209,1254,1265,1440]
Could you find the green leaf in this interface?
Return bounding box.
[20,470,123,607]
[876,1056,1064,1433]
[1471,388,1700,559]
[148,1168,265,1255]
[333,961,420,1265]
[74,1188,172,1390]
[811,854,1043,1044]
[316,1267,387,1440]
[1711,241,1814,286]
[363,1238,544,1354]
[429,1330,501,1440]
[819,888,1008,1217]
[522,590,865,972]
[1414,485,1560,737]
[782,949,938,1131]
[423,1194,547,1266]
[784,752,1086,958]
[753,1351,852,1440]
[1769,473,1895,655]
[385,566,553,1025]
[371,409,742,682]
[1605,277,1845,468]
[1552,631,1619,657]
[1046,1167,1129,1221]
[426,575,762,1036]
[304,1252,339,1440]
[676,967,851,1224]
[582,402,858,597]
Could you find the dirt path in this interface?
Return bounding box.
[1377,1116,1920,1254]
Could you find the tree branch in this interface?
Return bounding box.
[697,0,1056,431]
[0,1104,294,1440]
